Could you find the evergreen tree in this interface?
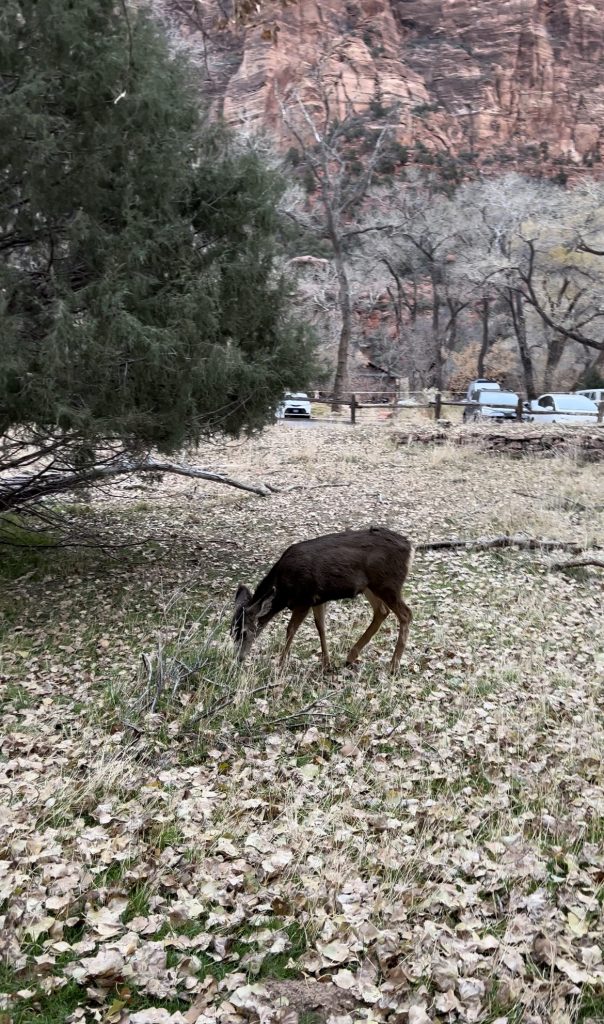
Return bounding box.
[0,0,314,491]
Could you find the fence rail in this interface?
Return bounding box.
[430,392,604,424]
[303,393,604,425]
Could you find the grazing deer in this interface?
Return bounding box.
[230,526,413,672]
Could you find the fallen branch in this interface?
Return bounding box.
[416,534,602,554]
[0,456,272,512]
[551,557,604,571]
[277,481,354,493]
[140,459,272,496]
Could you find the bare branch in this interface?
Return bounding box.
[0,457,273,513]
[551,557,604,571]
[416,535,599,554]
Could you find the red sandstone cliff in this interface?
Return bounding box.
[164,0,604,174]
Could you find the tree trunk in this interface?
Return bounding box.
[430,267,442,389]
[407,280,421,391]
[330,238,352,411]
[443,298,461,381]
[543,331,565,391]
[477,296,490,378]
[508,289,537,400]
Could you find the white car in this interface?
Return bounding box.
[576,388,604,406]
[276,392,311,419]
[463,389,519,422]
[525,393,598,424]
[466,379,501,404]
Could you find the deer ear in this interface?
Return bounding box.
[256,586,276,619]
[234,584,252,611]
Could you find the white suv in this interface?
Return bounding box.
[466,379,501,404]
[576,388,604,406]
[276,392,311,419]
[525,393,598,424]
[464,389,519,422]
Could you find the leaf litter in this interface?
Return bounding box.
[1,422,603,1024]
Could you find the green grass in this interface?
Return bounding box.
[0,965,83,1024]
[256,923,309,980]
[183,920,309,985]
[0,514,58,579]
[121,883,151,923]
[0,969,190,1024]
[93,858,136,887]
[0,682,34,712]
[154,824,185,850]
[577,987,604,1023]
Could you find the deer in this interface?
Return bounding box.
[230,526,413,673]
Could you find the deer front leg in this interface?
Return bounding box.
[312,604,331,669]
[279,606,310,667]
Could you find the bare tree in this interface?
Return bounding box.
[452,175,604,396]
[278,62,398,406]
[358,177,475,389]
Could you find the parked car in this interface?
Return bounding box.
[463,389,520,422]
[525,393,598,424]
[576,388,604,406]
[466,379,501,404]
[276,392,311,419]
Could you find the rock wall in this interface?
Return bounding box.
[165,0,604,172]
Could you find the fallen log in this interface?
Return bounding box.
[416,534,602,555]
[551,557,604,571]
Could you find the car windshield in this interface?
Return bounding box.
[479,391,517,407]
[284,393,309,400]
[554,395,597,410]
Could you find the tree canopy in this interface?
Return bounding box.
[0,0,315,464]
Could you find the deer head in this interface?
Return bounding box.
[230,584,275,662]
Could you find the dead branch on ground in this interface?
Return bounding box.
[551,557,604,571]
[0,457,272,514]
[416,535,602,555]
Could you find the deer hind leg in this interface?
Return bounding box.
[381,593,412,674]
[345,588,389,665]
[279,606,310,667]
[312,604,331,669]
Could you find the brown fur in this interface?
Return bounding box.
[230,526,413,672]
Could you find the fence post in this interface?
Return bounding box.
[516,396,524,422]
[350,394,357,425]
[598,401,604,425]
[434,392,442,420]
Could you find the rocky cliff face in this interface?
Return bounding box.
[164,0,604,175]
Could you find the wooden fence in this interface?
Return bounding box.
[306,393,604,425]
[430,393,604,424]
[308,392,400,424]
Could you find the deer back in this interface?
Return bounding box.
[267,527,412,609]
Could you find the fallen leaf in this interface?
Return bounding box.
[318,941,351,963]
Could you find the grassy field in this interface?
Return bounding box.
[1,423,603,1024]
